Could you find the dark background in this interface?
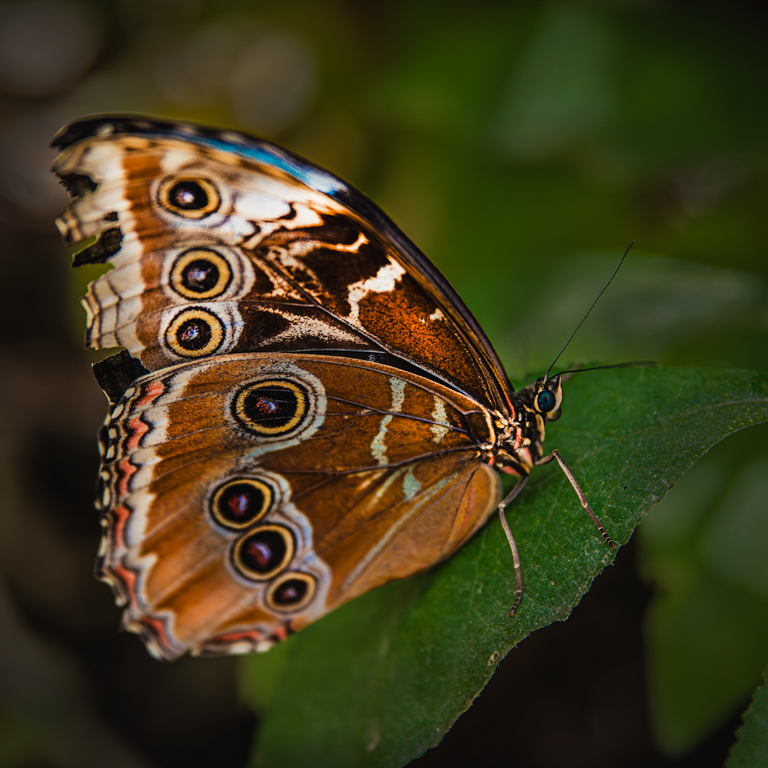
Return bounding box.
[1,1,767,766]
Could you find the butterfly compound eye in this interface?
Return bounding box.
[536,389,557,413]
[159,177,220,219]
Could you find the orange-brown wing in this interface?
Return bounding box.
[99,353,500,659]
[51,116,510,413]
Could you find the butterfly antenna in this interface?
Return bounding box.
[556,360,657,376]
[545,241,635,380]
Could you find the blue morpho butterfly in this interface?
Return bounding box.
[51,115,624,660]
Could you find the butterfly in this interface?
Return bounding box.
[51,115,615,660]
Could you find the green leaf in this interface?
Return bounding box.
[729,671,768,767]
[241,366,768,768]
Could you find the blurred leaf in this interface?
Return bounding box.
[498,254,768,374]
[704,460,768,598]
[640,429,768,754]
[645,565,768,754]
[728,671,768,767]
[241,366,768,767]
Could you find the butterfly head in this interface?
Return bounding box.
[491,374,563,476]
[527,373,563,423]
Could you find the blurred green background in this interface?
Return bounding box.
[0,0,767,766]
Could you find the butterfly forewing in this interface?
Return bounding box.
[52,117,510,412]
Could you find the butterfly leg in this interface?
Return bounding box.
[538,449,617,550]
[497,474,529,618]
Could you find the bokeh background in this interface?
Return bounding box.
[1,1,767,766]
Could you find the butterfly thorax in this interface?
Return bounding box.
[488,374,563,478]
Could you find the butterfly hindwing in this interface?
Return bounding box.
[98,353,500,659]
